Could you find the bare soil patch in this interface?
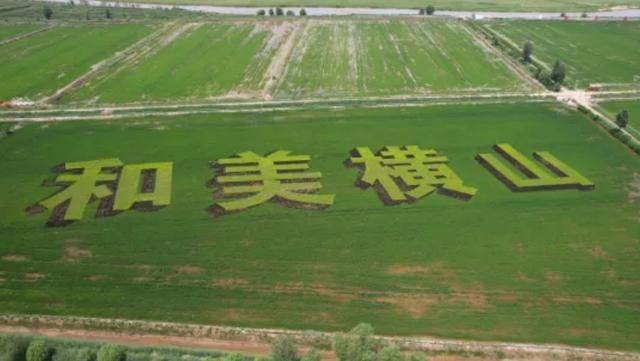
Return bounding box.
[385,263,455,278]
[85,275,111,282]
[375,288,487,319]
[174,265,203,275]
[544,270,564,284]
[24,273,47,282]
[60,241,92,262]
[1,254,29,262]
[211,278,249,287]
[627,173,640,202]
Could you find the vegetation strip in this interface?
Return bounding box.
[1,315,639,360]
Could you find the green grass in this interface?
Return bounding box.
[1,102,639,350]
[0,24,41,41]
[277,20,524,98]
[106,0,640,12]
[485,20,640,89]
[68,23,271,104]
[0,24,154,101]
[598,98,640,135]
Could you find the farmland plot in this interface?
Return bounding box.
[485,20,640,89]
[0,24,42,42]
[0,24,154,101]
[1,103,639,350]
[277,19,526,98]
[598,98,640,135]
[67,22,283,104]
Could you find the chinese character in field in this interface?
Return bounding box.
[210,150,335,214]
[476,143,594,192]
[28,159,172,225]
[347,146,477,204]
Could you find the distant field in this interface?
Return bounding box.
[485,20,640,89]
[1,102,639,350]
[108,0,640,12]
[277,20,525,98]
[67,23,276,104]
[598,98,640,133]
[0,24,41,42]
[0,24,154,101]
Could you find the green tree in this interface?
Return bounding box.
[407,353,425,361]
[616,109,630,129]
[26,340,50,361]
[377,346,404,361]
[275,7,284,16]
[286,10,295,15]
[0,335,29,361]
[105,8,112,19]
[270,336,299,361]
[334,323,379,361]
[300,349,321,361]
[522,41,533,63]
[43,5,53,19]
[418,8,425,15]
[96,344,125,361]
[550,60,566,85]
[256,9,265,15]
[299,8,307,16]
[268,8,274,16]
[223,353,246,361]
[76,348,97,361]
[425,5,435,15]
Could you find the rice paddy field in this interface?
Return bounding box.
[276,20,526,98]
[484,20,640,89]
[57,19,530,105]
[1,2,640,356]
[0,24,41,42]
[1,102,639,350]
[66,22,277,104]
[0,24,154,100]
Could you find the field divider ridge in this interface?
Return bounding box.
[0,25,53,47]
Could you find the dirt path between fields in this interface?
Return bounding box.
[0,91,556,122]
[260,21,305,99]
[555,87,640,143]
[1,314,639,361]
[458,22,544,91]
[0,26,52,47]
[0,325,281,359]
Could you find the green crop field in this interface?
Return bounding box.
[107,0,640,12]
[277,19,525,98]
[1,102,639,350]
[598,98,640,133]
[485,20,640,89]
[0,24,154,101]
[0,24,41,42]
[67,23,275,104]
